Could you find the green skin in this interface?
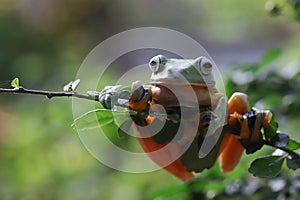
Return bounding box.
[149,54,215,86]
[147,55,227,134]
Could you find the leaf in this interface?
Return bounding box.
[260,49,282,67]
[294,8,300,21]
[248,155,285,178]
[11,78,19,89]
[286,155,300,170]
[264,117,278,140]
[270,133,290,148]
[71,79,80,91]
[63,79,80,92]
[265,1,281,16]
[71,109,115,130]
[63,80,73,92]
[286,139,300,151]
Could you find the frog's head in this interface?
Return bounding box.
[149,55,215,86]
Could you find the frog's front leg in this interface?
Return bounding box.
[97,81,151,112]
[98,85,131,109]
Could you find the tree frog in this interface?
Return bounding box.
[100,55,273,182]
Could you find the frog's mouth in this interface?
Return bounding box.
[151,79,216,87]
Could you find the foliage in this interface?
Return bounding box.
[10,78,19,89]
[265,0,300,21]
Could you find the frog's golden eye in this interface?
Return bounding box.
[149,55,161,73]
[199,57,212,75]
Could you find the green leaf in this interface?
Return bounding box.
[260,49,282,67]
[265,1,281,16]
[264,117,278,140]
[270,133,290,148]
[71,79,80,91]
[11,78,19,89]
[248,155,285,178]
[63,80,73,92]
[286,155,300,170]
[71,109,115,130]
[286,139,300,151]
[294,8,300,21]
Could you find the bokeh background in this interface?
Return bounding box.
[0,0,300,199]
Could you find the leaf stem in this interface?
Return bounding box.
[262,139,300,157]
[0,87,97,102]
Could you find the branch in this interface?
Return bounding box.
[0,87,98,102]
[263,139,300,157]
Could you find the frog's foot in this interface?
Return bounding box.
[219,92,250,172]
[235,108,273,141]
[129,81,151,113]
[98,85,131,109]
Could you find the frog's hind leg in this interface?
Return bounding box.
[219,92,249,173]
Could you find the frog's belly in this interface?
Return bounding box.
[150,84,217,107]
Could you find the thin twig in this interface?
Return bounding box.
[0,87,98,102]
[263,139,300,157]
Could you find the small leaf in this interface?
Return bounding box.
[294,8,300,21]
[286,139,300,151]
[265,1,281,16]
[63,81,73,92]
[71,79,80,91]
[286,155,300,170]
[264,117,278,140]
[72,109,132,131]
[63,79,80,92]
[11,78,19,89]
[248,155,285,178]
[270,133,290,148]
[72,109,114,130]
[260,49,282,67]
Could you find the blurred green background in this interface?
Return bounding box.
[0,0,300,199]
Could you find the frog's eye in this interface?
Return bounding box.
[199,57,212,75]
[149,55,162,73]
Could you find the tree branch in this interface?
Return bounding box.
[0,87,98,102]
[263,139,300,157]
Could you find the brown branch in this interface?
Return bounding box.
[263,139,300,157]
[0,87,98,102]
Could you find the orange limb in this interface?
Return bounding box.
[132,116,194,182]
[219,92,249,173]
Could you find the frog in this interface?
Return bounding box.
[99,55,273,182]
